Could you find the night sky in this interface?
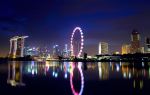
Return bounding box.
[0,0,150,56]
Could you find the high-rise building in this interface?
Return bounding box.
[9,36,28,58]
[99,42,108,55]
[62,44,70,58]
[9,37,18,58]
[52,45,61,58]
[16,37,25,57]
[130,30,141,54]
[122,44,131,54]
[140,47,145,54]
[145,37,150,53]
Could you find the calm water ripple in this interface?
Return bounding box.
[0,61,150,95]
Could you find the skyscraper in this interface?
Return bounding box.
[145,37,150,53]
[130,30,141,54]
[52,45,61,58]
[122,44,131,54]
[99,42,109,55]
[62,44,70,58]
[9,37,18,58]
[9,36,28,58]
[140,47,145,54]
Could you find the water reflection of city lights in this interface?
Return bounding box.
[28,61,38,75]
[116,64,120,72]
[45,61,50,71]
[123,72,127,78]
[52,71,55,76]
[133,80,144,89]
[7,62,25,87]
[149,67,150,79]
[63,62,70,79]
[129,72,131,79]
[70,62,84,95]
[55,73,58,78]
[120,62,122,66]
[98,63,102,79]
[65,73,67,79]
[142,62,144,67]
[98,62,109,80]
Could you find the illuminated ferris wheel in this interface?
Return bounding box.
[71,27,84,57]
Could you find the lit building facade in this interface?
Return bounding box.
[9,36,28,58]
[52,45,61,58]
[24,47,39,56]
[145,37,150,53]
[62,44,71,58]
[130,30,141,54]
[122,44,131,54]
[141,47,145,54]
[99,42,109,55]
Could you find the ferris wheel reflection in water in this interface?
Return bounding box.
[70,62,84,95]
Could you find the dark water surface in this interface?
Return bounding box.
[0,61,150,95]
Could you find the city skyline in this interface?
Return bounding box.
[0,1,150,95]
[7,29,150,58]
[0,0,150,56]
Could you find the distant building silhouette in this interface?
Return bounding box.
[9,36,28,58]
[130,30,141,54]
[122,44,131,54]
[145,37,150,53]
[141,47,145,54]
[99,42,108,55]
